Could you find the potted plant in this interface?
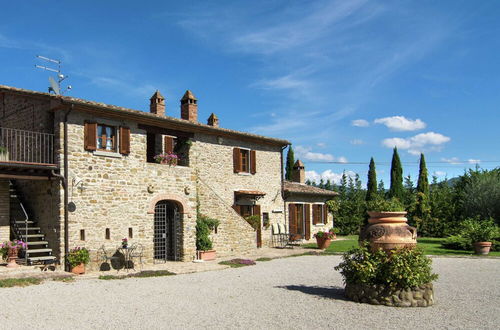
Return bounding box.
[362,197,416,252]
[0,240,26,268]
[196,215,220,261]
[67,247,90,274]
[314,228,336,249]
[154,152,178,166]
[461,218,498,255]
[122,238,128,248]
[0,146,8,162]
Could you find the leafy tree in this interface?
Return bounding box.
[324,179,332,191]
[285,145,295,181]
[377,180,386,198]
[305,179,312,185]
[416,154,429,196]
[319,178,325,189]
[366,157,377,202]
[389,147,404,200]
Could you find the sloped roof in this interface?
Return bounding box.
[150,90,164,100]
[0,85,289,147]
[284,180,339,197]
[181,90,197,100]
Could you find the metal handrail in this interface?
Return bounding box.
[0,127,55,164]
[18,201,29,265]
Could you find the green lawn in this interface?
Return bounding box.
[303,235,500,256]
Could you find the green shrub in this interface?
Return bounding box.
[460,218,498,242]
[196,215,220,251]
[367,197,405,212]
[244,215,261,231]
[335,244,438,289]
[441,235,471,250]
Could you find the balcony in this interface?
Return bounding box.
[0,127,58,180]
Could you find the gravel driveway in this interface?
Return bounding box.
[1,256,498,329]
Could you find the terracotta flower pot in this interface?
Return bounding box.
[361,211,417,252]
[71,263,86,275]
[316,237,332,249]
[473,242,492,255]
[197,250,216,261]
[6,247,19,268]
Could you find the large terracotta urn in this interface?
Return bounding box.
[360,211,417,252]
[6,247,19,268]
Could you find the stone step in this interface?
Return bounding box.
[20,234,44,238]
[14,221,34,225]
[28,256,56,262]
[26,241,48,246]
[25,248,53,254]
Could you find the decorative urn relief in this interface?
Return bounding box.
[360,211,417,252]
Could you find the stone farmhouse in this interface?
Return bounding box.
[0,84,336,269]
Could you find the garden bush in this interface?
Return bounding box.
[441,235,471,250]
[335,244,438,289]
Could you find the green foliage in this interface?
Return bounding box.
[334,244,438,289]
[0,146,7,154]
[244,215,261,231]
[455,168,500,224]
[67,247,90,267]
[0,277,43,288]
[460,218,498,242]
[196,214,220,251]
[366,157,377,202]
[417,154,430,196]
[441,235,472,250]
[285,146,295,181]
[366,197,405,212]
[389,147,404,200]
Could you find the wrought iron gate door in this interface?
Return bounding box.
[154,201,179,262]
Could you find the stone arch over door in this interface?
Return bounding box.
[147,193,191,216]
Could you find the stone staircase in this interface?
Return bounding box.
[9,181,57,265]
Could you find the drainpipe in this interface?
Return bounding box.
[55,103,72,271]
[281,144,289,231]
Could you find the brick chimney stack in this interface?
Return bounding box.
[207,113,219,127]
[180,90,198,123]
[292,160,306,184]
[150,90,165,116]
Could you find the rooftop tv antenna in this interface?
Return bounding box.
[35,55,72,95]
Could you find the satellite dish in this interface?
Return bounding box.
[48,76,60,95]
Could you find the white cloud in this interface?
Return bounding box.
[295,146,348,163]
[352,119,370,127]
[434,171,446,176]
[350,139,364,145]
[441,157,460,164]
[316,142,326,148]
[468,159,481,164]
[382,132,451,155]
[295,146,334,162]
[306,170,357,185]
[374,116,426,131]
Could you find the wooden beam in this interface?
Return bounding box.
[137,124,194,138]
[0,174,53,181]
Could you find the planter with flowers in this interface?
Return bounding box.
[154,152,178,166]
[0,240,26,268]
[67,247,90,274]
[314,229,336,249]
[122,238,128,248]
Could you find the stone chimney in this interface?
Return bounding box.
[292,159,305,184]
[207,113,219,127]
[150,90,165,116]
[180,90,197,122]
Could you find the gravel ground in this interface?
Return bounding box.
[1,256,498,330]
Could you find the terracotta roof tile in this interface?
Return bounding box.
[284,181,339,196]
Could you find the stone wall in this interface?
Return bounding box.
[345,282,434,307]
[197,179,256,256]
[0,180,9,241]
[62,111,198,267]
[191,133,287,248]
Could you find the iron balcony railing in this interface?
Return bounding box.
[0,127,56,165]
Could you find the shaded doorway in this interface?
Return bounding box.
[154,200,181,262]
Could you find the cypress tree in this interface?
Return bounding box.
[366,157,377,201]
[285,145,295,181]
[389,147,404,200]
[417,153,429,196]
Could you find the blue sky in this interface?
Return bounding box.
[1,1,499,186]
